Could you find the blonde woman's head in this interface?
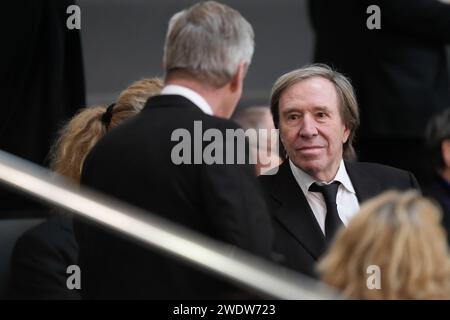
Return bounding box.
[49,78,163,182]
[318,190,450,299]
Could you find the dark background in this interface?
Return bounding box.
[78,0,314,108]
[79,0,450,110]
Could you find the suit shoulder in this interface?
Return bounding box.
[348,162,411,176]
[15,216,75,254]
[200,115,243,131]
[346,161,419,190]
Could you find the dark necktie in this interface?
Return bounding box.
[309,181,343,242]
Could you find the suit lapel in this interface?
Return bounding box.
[344,161,383,203]
[270,161,326,259]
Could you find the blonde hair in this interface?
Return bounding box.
[49,78,163,182]
[318,190,450,300]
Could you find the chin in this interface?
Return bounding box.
[292,158,323,174]
[302,164,322,176]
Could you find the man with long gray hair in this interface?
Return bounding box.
[259,64,420,277]
[75,1,273,299]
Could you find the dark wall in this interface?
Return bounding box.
[78,0,450,109]
[78,0,313,108]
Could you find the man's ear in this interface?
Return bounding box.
[229,63,248,92]
[442,139,450,168]
[342,126,350,144]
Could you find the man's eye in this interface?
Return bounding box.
[288,114,299,121]
[316,112,327,118]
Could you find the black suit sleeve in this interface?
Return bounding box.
[369,0,450,42]
[7,218,79,300]
[200,121,274,260]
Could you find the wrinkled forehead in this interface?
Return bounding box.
[279,77,339,111]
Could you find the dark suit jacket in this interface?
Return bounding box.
[309,0,450,139]
[74,95,273,299]
[7,214,79,300]
[259,160,419,277]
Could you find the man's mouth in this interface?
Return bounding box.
[297,145,324,151]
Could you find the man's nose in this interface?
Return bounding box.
[299,115,318,138]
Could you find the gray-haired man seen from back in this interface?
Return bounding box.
[75,1,273,299]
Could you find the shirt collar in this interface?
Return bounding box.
[161,84,213,115]
[289,159,356,194]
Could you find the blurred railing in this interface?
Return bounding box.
[0,149,340,300]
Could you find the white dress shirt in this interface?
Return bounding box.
[289,159,360,235]
[161,84,213,115]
